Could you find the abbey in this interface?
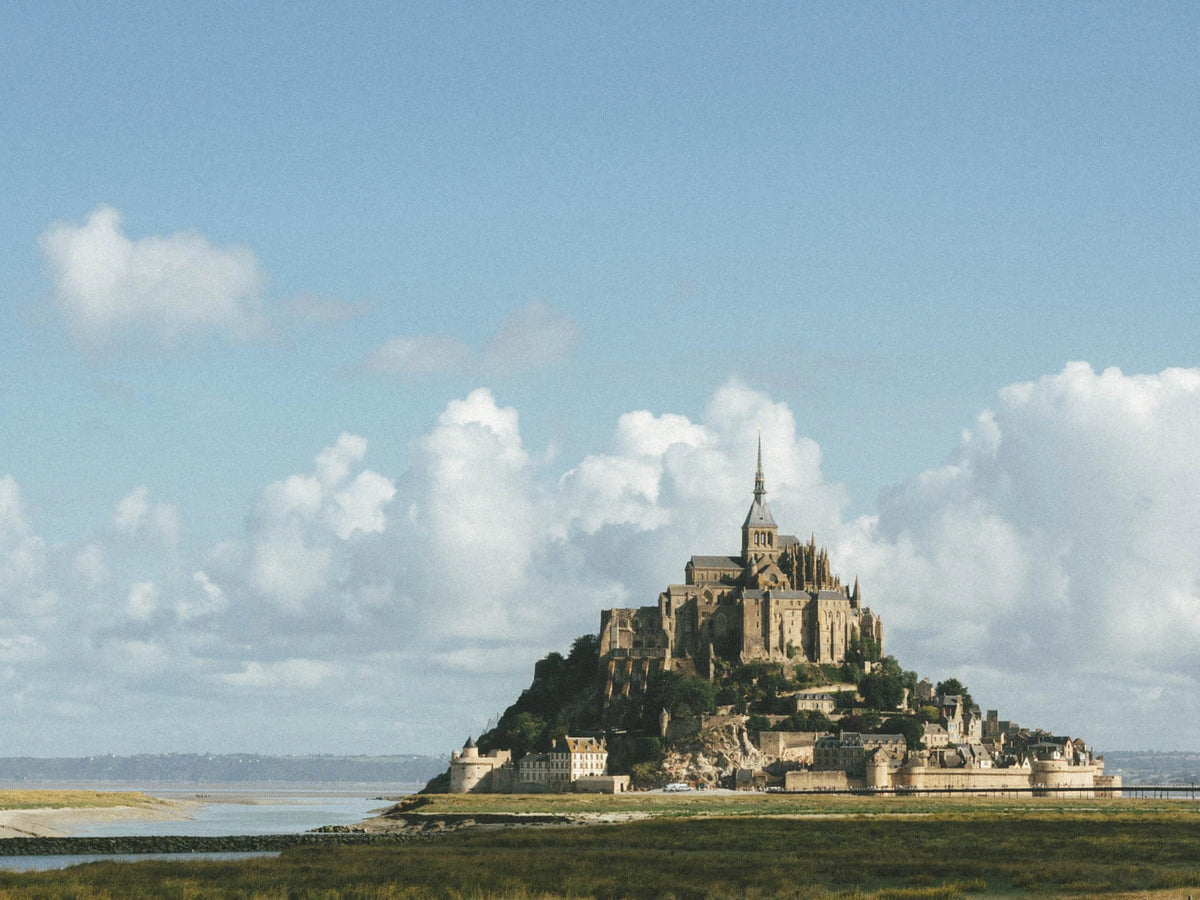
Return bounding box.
[599,441,884,701]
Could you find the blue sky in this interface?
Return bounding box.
[2,4,1199,756]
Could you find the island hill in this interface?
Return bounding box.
[431,443,1119,797]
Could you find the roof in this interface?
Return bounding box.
[743,496,777,529]
[564,736,606,752]
[690,555,742,568]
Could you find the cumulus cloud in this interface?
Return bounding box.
[242,433,395,615]
[363,300,580,378]
[0,476,49,609]
[113,486,181,548]
[844,363,1200,746]
[4,365,1200,755]
[39,205,265,348]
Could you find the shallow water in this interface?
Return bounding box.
[0,851,279,872]
[0,783,413,871]
[76,789,394,838]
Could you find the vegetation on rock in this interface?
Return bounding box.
[431,629,974,788]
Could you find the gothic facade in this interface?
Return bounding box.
[599,442,883,701]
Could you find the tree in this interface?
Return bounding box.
[935,678,975,711]
[746,714,771,733]
[648,671,717,719]
[858,671,906,710]
[838,712,880,734]
[879,716,924,750]
[495,711,547,758]
[774,710,834,732]
[916,705,941,723]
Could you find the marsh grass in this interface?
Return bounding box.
[390,791,1200,820]
[0,799,1198,898]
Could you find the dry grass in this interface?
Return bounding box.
[0,791,159,812]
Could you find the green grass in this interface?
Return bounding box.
[2,799,1200,898]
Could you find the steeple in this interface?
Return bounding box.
[753,431,766,503]
[742,432,779,562]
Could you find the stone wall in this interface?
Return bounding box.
[574,775,630,794]
[754,730,820,763]
[894,766,1034,792]
[784,770,860,791]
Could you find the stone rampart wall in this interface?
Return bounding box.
[894,766,1033,791]
[784,770,861,791]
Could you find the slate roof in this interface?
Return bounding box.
[690,555,742,568]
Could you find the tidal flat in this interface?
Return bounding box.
[0,795,1199,898]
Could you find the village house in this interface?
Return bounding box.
[450,735,627,794]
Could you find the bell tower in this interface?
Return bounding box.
[741,434,780,562]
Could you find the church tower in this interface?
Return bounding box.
[741,434,780,562]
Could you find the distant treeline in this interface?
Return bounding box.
[1100,751,1200,785]
[0,753,446,785]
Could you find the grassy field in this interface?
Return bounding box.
[390,789,1199,820]
[0,791,161,812]
[1,796,1199,898]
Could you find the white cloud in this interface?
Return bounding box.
[847,363,1200,746]
[39,205,265,347]
[180,571,227,621]
[249,531,332,612]
[112,486,149,534]
[5,366,1200,755]
[479,300,581,374]
[327,470,397,540]
[74,544,108,588]
[315,433,368,489]
[363,300,580,378]
[363,336,471,376]
[220,658,335,689]
[125,581,159,621]
[257,474,324,522]
[113,487,181,548]
[0,476,48,605]
[406,389,537,633]
[102,638,169,675]
[242,433,395,613]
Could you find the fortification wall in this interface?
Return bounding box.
[784,770,861,791]
[450,761,497,793]
[1032,760,1101,797]
[894,766,1034,791]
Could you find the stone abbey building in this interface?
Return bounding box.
[599,441,884,701]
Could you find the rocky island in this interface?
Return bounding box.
[429,443,1116,797]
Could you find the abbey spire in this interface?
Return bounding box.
[742,432,779,561]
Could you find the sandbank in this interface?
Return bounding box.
[0,798,196,838]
